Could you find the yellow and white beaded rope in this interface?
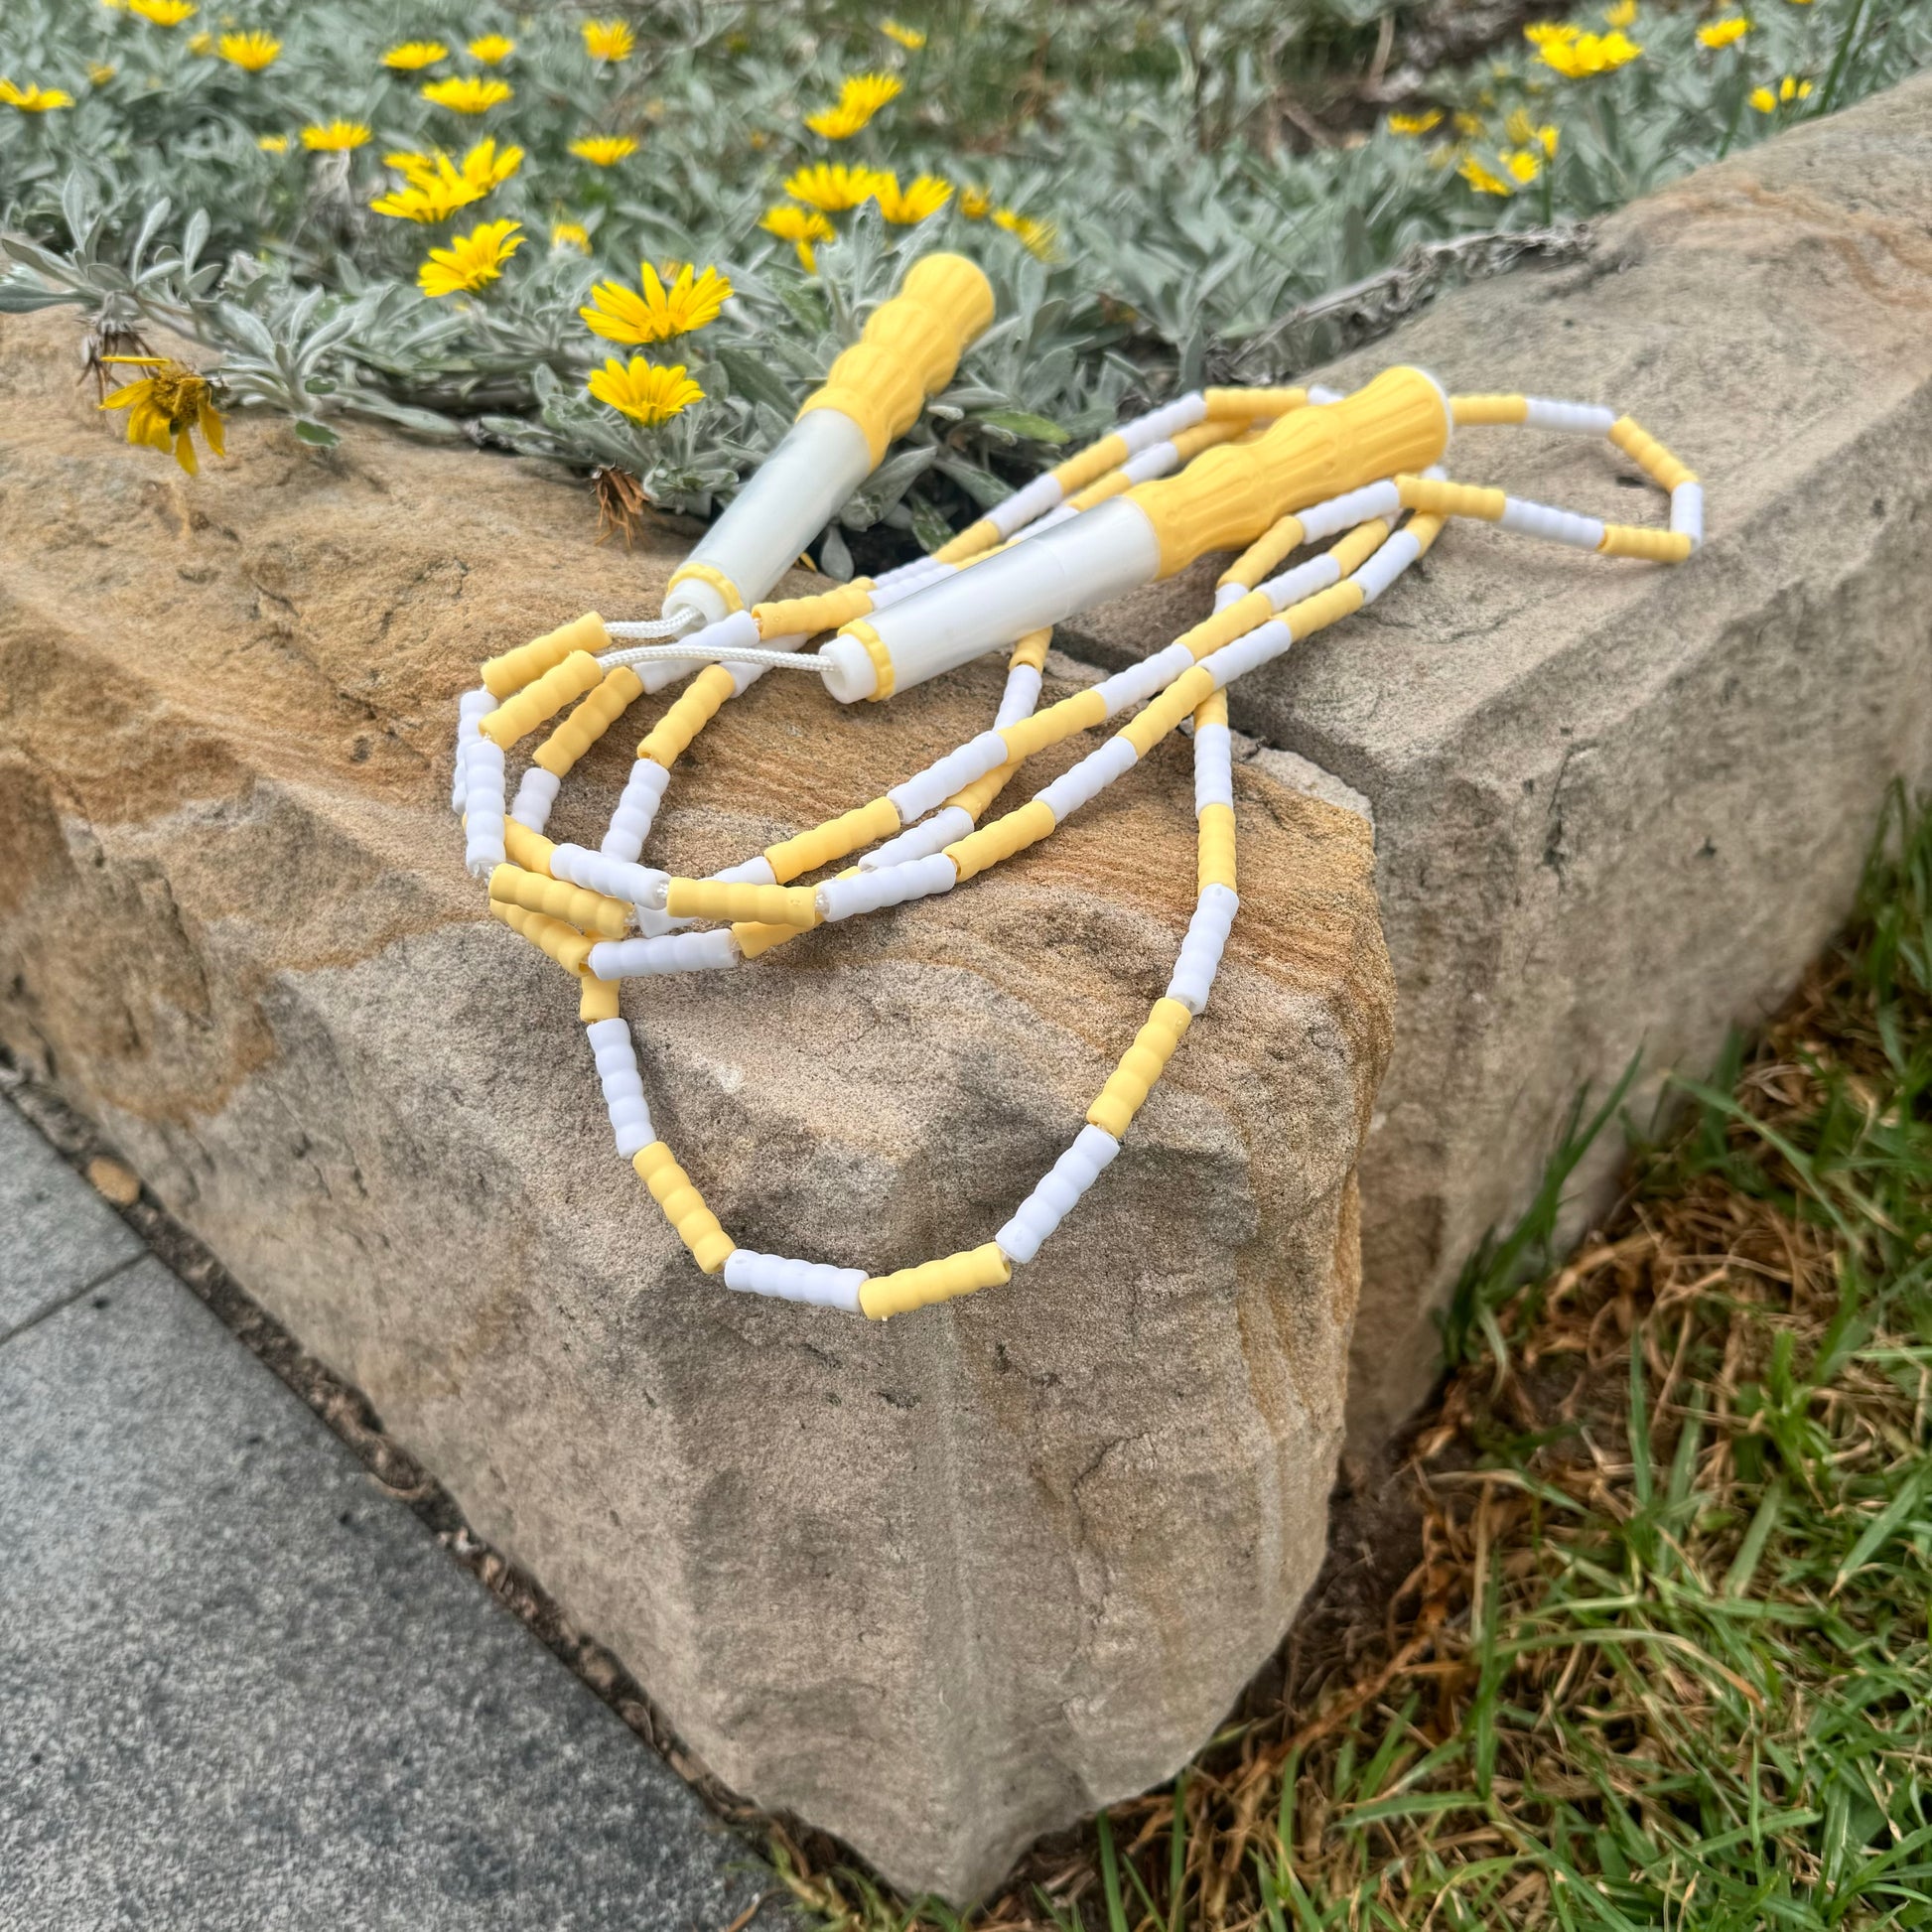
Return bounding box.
[452,379,1700,1317]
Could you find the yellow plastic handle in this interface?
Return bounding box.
[1125,366,1451,579]
[798,252,997,467]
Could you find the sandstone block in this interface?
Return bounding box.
[1060,77,1932,1447]
[0,310,1391,1898]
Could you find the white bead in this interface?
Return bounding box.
[997,1125,1120,1265]
[550,843,667,910]
[888,730,1011,825]
[1258,552,1341,611]
[453,687,495,812]
[988,472,1067,539]
[860,805,974,872]
[462,740,507,877]
[1119,393,1207,454]
[1096,641,1194,718]
[1193,722,1233,815]
[1119,439,1179,483]
[1671,482,1704,549]
[816,852,957,922]
[1307,384,1343,406]
[1034,734,1138,824]
[601,759,670,862]
[588,928,743,979]
[1524,396,1616,436]
[1349,528,1423,603]
[1499,497,1606,551]
[584,1018,652,1158]
[994,662,1043,729]
[511,765,561,833]
[723,1249,866,1311]
[1212,581,1248,612]
[1167,883,1239,1014]
[1209,619,1293,688]
[1299,480,1402,543]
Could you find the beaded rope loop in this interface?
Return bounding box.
[452,380,1701,1317]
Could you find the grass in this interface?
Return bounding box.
[772,781,1932,1928]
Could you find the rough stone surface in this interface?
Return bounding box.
[1060,77,1932,1447]
[0,1233,781,1929]
[0,1088,142,1333]
[0,301,1392,1897]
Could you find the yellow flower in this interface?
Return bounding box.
[257,132,287,150]
[1783,71,1813,97]
[760,204,834,271]
[188,31,211,54]
[1748,83,1775,109]
[581,262,733,344]
[422,75,510,113]
[87,61,117,84]
[302,120,369,150]
[417,217,522,298]
[128,0,196,22]
[958,186,991,219]
[582,20,635,61]
[218,31,280,71]
[839,71,901,116]
[1534,27,1643,75]
[992,207,1057,260]
[0,79,75,110]
[1460,155,1514,196]
[383,41,448,69]
[588,357,704,427]
[469,34,514,65]
[870,173,952,223]
[783,162,886,211]
[371,178,478,221]
[552,220,592,251]
[570,134,638,166]
[1604,0,1638,21]
[1388,108,1444,134]
[880,19,926,49]
[1755,71,1813,106]
[1504,148,1541,183]
[1698,15,1750,46]
[1453,109,1486,135]
[458,136,522,189]
[805,101,871,140]
[97,356,225,477]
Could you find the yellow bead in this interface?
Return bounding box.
[944,797,1055,884]
[763,795,902,884]
[637,664,736,767]
[633,1142,735,1274]
[859,1242,1011,1319]
[480,612,608,699]
[1087,997,1193,1139]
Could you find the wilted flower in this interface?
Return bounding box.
[97,355,225,475]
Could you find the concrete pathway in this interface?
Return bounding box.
[0,1096,788,1930]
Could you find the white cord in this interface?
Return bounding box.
[605,611,705,640]
[598,642,835,674]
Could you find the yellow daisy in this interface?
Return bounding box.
[1533,27,1643,75]
[958,186,991,219]
[870,173,952,223]
[0,78,75,110]
[570,134,638,166]
[422,75,510,112]
[97,355,225,476]
[1697,15,1750,46]
[838,71,901,116]
[382,41,448,69]
[1460,155,1514,195]
[581,262,733,344]
[1604,0,1638,22]
[418,218,523,298]
[583,20,635,61]
[87,62,117,85]
[468,34,514,65]
[1388,108,1444,134]
[588,357,704,427]
[880,19,926,49]
[127,0,196,22]
[258,132,288,151]
[783,162,887,211]
[760,204,834,271]
[302,119,370,150]
[805,101,872,140]
[552,221,592,251]
[218,31,280,71]
[992,207,1057,260]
